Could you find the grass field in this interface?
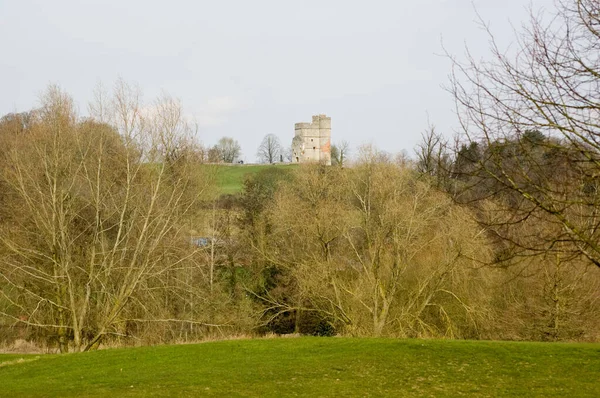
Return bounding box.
[213,164,297,195]
[0,338,598,397]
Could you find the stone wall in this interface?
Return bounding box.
[291,114,331,165]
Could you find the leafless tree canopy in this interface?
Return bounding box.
[257,134,282,164]
[0,83,235,352]
[449,0,600,269]
[3,1,600,349]
[415,127,450,181]
[216,137,241,163]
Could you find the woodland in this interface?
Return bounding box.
[1,0,600,352]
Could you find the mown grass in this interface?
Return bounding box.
[0,338,598,397]
[0,354,40,365]
[213,164,297,195]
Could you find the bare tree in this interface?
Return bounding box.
[207,145,222,163]
[0,83,214,352]
[284,146,293,163]
[415,127,448,176]
[448,0,600,269]
[255,158,493,338]
[217,137,241,163]
[257,134,282,164]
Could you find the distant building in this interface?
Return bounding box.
[291,114,331,165]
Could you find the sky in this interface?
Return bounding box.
[0,0,555,162]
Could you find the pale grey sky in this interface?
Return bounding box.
[0,0,554,161]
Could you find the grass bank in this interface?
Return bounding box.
[0,338,598,397]
[213,164,296,195]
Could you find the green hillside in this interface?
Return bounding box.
[213,164,297,195]
[0,338,598,397]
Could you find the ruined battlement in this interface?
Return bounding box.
[291,114,331,165]
[294,122,313,129]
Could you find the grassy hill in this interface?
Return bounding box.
[213,164,297,195]
[0,338,598,397]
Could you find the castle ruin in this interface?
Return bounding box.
[291,114,331,165]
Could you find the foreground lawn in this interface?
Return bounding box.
[0,354,40,365]
[0,338,598,397]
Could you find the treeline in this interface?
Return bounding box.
[2,0,600,351]
[1,84,598,351]
[0,83,249,352]
[235,145,600,341]
[412,0,600,341]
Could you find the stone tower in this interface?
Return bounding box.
[291,114,331,165]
